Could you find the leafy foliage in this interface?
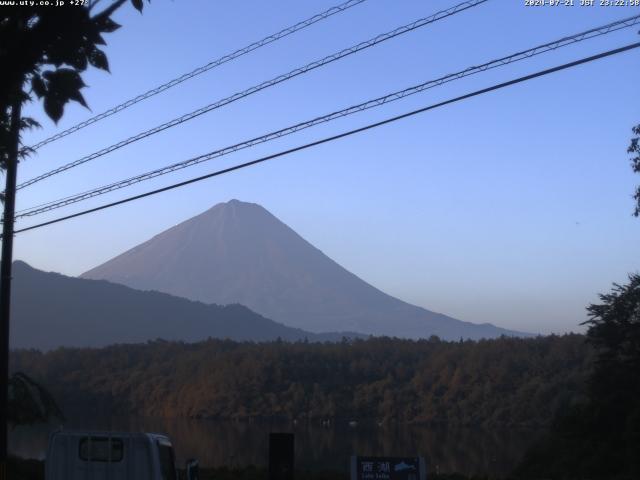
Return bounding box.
[585,274,640,409]
[7,372,64,427]
[629,124,640,216]
[516,275,640,479]
[0,0,149,170]
[10,335,590,428]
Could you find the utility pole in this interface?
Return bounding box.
[0,96,22,480]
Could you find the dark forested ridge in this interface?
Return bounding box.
[10,261,359,349]
[10,334,590,427]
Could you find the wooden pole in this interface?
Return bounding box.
[0,95,22,479]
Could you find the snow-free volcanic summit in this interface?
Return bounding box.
[82,200,528,340]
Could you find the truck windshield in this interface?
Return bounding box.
[79,437,124,462]
[157,439,177,480]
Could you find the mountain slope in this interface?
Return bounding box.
[82,200,530,340]
[10,261,349,350]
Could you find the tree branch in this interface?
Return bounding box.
[92,0,128,20]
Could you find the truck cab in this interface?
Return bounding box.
[45,430,193,480]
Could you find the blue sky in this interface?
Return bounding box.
[14,0,640,334]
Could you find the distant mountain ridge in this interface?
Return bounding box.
[82,200,530,340]
[10,261,358,350]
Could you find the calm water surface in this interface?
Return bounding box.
[10,416,541,477]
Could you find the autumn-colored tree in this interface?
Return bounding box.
[9,335,591,427]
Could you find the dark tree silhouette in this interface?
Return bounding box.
[629,124,640,217]
[0,0,150,473]
[7,372,64,427]
[1,0,149,163]
[517,275,640,479]
[584,274,640,439]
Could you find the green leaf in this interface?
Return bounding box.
[95,33,107,46]
[96,16,121,33]
[44,96,64,123]
[42,70,56,81]
[20,117,41,131]
[31,75,47,98]
[46,68,87,94]
[68,89,88,108]
[88,48,109,72]
[67,50,89,71]
[42,68,90,121]
[131,0,143,12]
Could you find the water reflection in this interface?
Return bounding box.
[10,417,540,477]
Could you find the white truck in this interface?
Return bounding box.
[45,430,199,480]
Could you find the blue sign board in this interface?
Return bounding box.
[350,456,426,480]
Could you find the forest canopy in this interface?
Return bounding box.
[10,334,590,428]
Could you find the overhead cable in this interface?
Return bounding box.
[16,0,488,191]
[13,42,640,235]
[16,14,640,219]
[27,0,371,151]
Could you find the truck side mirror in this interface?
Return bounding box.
[186,459,199,480]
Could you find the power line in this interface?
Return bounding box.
[16,14,640,219]
[27,0,370,151]
[16,0,488,191]
[13,42,640,236]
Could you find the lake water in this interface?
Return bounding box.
[10,416,541,477]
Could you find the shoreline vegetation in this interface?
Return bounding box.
[10,335,590,427]
[10,291,639,479]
